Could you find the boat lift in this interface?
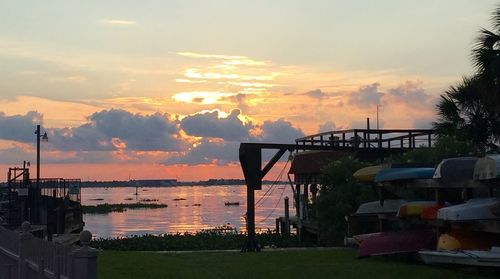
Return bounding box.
[239,127,435,251]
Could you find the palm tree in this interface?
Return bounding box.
[435,76,495,145]
[434,5,500,148]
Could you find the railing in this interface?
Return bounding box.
[0,222,97,279]
[295,129,435,150]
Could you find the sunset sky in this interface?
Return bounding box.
[0,1,497,181]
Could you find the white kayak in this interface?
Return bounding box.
[437,198,500,221]
[419,247,500,267]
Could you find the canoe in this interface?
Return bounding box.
[437,197,500,221]
[355,199,406,214]
[433,157,478,186]
[353,165,388,182]
[474,154,500,180]
[419,247,500,268]
[374,168,435,183]
[355,230,436,257]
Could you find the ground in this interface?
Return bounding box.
[98,248,498,279]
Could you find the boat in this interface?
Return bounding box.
[437,197,500,221]
[397,201,441,218]
[437,230,500,251]
[374,167,435,183]
[419,247,500,268]
[473,154,500,180]
[355,230,436,257]
[224,202,240,206]
[344,199,406,245]
[353,165,388,183]
[356,199,407,214]
[433,157,478,187]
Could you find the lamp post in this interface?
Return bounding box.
[34,124,48,223]
[35,125,48,188]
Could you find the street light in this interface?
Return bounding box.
[35,125,48,187]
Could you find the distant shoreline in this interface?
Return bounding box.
[80,179,287,188]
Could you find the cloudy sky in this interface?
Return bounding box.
[0,1,496,181]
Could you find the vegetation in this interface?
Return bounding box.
[98,249,497,279]
[315,157,376,245]
[92,230,304,251]
[82,203,168,214]
[434,6,500,148]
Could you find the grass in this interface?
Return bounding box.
[82,203,168,214]
[98,249,497,279]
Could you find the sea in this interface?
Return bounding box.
[82,184,294,239]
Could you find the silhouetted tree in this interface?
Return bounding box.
[434,6,500,147]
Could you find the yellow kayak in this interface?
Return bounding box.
[353,165,388,182]
[437,230,500,251]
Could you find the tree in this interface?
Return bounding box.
[434,6,500,148]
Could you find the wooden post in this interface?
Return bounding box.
[284,197,290,236]
[275,218,280,235]
[18,221,32,279]
[366,118,370,148]
[295,184,301,218]
[72,231,98,279]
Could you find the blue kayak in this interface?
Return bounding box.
[374,168,435,183]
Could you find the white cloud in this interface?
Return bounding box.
[99,19,136,26]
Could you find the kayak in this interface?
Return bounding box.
[353,165,388,183]
[473,154,500,180]
[374,168,435,183]
[437,197,500,221]
[419,247,500,268]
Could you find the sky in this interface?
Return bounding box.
[0,0,497,181]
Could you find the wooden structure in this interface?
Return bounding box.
[0,222,97,279]
[2,166,84,239]
[239,127,435,251]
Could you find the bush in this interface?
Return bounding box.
[315,157,375,245]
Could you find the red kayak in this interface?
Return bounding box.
[355,230,436,257]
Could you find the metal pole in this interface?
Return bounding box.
[36,124,40,190]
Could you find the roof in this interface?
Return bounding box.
[288,150,348,174]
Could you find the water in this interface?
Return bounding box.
[82,184,294,238]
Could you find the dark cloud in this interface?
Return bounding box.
[180,109,252,141]
[0,111,43,142]
[164,139,239,166]
[348,83,383,108]
[164,118,304,166]
[318,121,338,133]
[388,81,433,106]
[47,109,183,152]
[0,110,184,153]
[258,118,305,143]
[304,89,328,100]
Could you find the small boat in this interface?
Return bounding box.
[437,230,500,251]
[356,199,406,215]
[397,201,440,218]
[437,197,500,221]
[374,168,435,183]
[353,165,388,183]
[433,157,478,186]
[473,154,500,180]
[355,229,436,257]
[419,247,500,268]
[225,202,240,206]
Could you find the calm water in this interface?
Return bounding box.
[82,184,293,238]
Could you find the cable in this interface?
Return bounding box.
[255,158,289,208]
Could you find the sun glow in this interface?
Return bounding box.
[172,91,236,104]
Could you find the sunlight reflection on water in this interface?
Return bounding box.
[82,184,293,238]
